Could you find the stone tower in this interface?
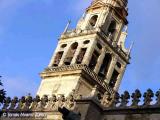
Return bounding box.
[37,0,130,97]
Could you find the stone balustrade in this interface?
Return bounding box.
[100,89,160,108]
[1,91,78,112]
[1,89,160,113]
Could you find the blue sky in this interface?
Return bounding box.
[0,0,160,98]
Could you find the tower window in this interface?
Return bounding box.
[64,42,78,65]
[71,42,78,49]
[61,44,67,48]
[89,15,98,27]
[76,48,87,64]
[108,20,117,35]
[83,40,90,44]
[89,50,100,70]
[109,69,119,88]
[117,62,121,68]
[53,51,64,67]
[98,53,112,78]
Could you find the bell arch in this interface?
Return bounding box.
[64,42,78,65]
[98,53,112,78]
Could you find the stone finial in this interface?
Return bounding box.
[16,96,26,110]
[45,94,57,111]
[120,91,130,107]
[42,95,48,105]
[23,95,33,110]
[9,97,18,110]
[36,95,48,111]
[155,89,160,105]
[64,94,75,110]
[131,89,141,107]
[143,89,154,106]
[69,89,78,99]
[2,97,11,110]
[56,95,66,108]
[101,91,112,107]
[30,95,40,110]
[110,92,120,107]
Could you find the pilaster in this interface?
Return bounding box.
[71,42,83,64]
[48,46,60,67]
[105,56,117,83]
[114,65,126,91]
[94,48,106,74]
[82,40,97,65]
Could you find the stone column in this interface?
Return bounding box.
[71,43,83,64]
[82,40,97,65]
[59,43,71,66]
[114,65,126,91]
[48,46,60,67]
[94,48,106,74]
[105,56,117,84]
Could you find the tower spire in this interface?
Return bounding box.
[128,41,134,56]
[63,20,71,33]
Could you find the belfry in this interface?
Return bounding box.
[37,0,130,97]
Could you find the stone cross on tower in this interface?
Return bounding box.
[37,0,130,97]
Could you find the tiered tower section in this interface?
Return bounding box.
[37,0,130,97]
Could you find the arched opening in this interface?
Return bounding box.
[53,51,64,67]
[89,15,98,27]
[109,69,119,88]
[117,62,121,68]
[64,42,78,65]
[61,44,67,48]
[108,20,117,37]
[76,48,87,64]
[83,40,90,44]
[89,50,100,70]
[98,53,112,78]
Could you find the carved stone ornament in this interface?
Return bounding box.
[120,91,130,107]
[16,96,26,110]
[9,97,18,110]
[131,89,141,107]
[110,92,120,107]
[155,89,160,105]
[2,97,11,110]
[45,94,57,111]
[143,89,154,106]
[101,91,112,107]
[30,95,40,110]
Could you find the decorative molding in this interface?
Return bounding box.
[42,64,114,94]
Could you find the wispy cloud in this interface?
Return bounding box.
[2,76,39,97]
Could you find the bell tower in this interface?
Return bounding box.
[37,0,130,97]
